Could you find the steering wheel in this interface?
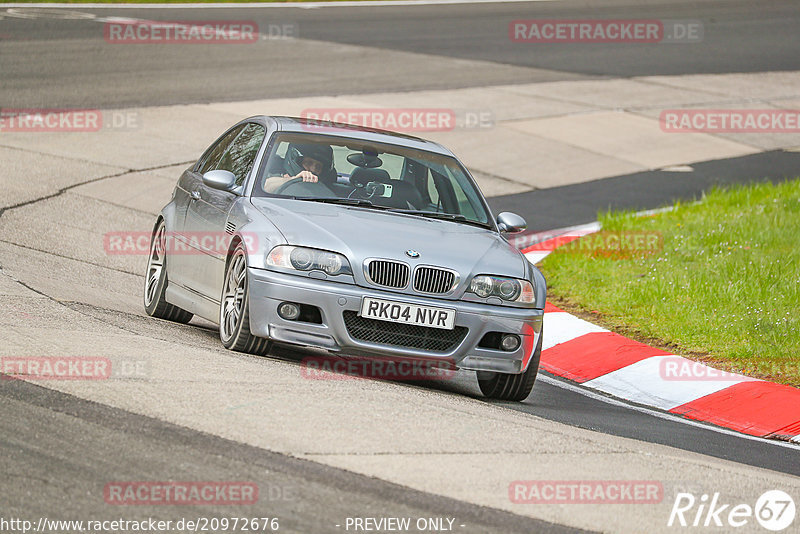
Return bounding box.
[273,177,332,196]
[273,177,304,195]
[349,172,372,190]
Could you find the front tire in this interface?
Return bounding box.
[219,242,271,355]
[478,329,543,402]
[143,220,193,324]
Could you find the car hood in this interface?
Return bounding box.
[250,197,528,281]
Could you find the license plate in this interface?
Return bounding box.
[360,297,456,330]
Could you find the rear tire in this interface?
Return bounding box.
[143,219,193,324]
[219,242,272,356]
[478,329,543,402]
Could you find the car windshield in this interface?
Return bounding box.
[252,132,493,227]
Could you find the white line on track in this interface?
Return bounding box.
[538,374,800,451]
[1,0,558,9]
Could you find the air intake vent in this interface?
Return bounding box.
[365,259,409,289]
[413,266,458,294]
[225,221,237,235]
[343,311,467,352]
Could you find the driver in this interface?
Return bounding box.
[263,143,335,193]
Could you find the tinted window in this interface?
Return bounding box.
[198,124,245,175]
[218,123,267,186]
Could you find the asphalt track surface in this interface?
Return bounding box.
[489,149,800,232]
[1,0,799,108]
[0,378,579,534]
[2,0,800,531]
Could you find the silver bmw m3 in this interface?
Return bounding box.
[144,116,546,401]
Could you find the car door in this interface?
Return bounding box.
[182,122,267,302]
[169,124,246,288]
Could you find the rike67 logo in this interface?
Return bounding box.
[668,490,795,531]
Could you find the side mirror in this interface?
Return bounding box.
[202,170,237,191]
[496,212,527,234]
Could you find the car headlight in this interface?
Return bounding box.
[468,275,535,304]
[266,245,352,276]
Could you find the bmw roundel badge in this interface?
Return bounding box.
[405,250,420,258]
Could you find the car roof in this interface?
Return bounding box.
[253,116,455,157]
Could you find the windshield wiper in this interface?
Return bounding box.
[295,197,392,209]
[389,209,493,229]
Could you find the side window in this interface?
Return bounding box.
[219,123,267,186]
[198,125,245,175]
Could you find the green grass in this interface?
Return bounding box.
[540,179,800,386]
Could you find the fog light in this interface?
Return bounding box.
[278,302,301,321]
[500,334,521,352]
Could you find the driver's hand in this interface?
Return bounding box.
[285,171,318,182]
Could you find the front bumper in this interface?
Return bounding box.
[247,268,544,374]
